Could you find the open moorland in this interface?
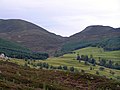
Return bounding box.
[0,60,120,90]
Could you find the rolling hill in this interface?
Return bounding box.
[0,19,120,90]
[0,19,66,55]
[69,25,120,41]
[61,25,120,54]
[0,19,120,56]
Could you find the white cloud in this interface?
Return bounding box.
[0,0,120,36]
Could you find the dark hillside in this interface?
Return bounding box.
[0,19,119,56]
[0,38,49,60]
[0,19,66,55]
[69,25,120,41]
[60,25,120,54]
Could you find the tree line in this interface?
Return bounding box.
[0,47,49,60]
[76,54,120,70]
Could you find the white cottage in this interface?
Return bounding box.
[0,53,5,58]
[0,53,10,60]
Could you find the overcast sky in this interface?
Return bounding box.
[0,0,120,36]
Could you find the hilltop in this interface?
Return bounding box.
[0,19,120,56]
[0,19,66,55]
[61,25,120,54]
[69,25,120,41]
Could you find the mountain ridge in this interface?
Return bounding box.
[59,25,120,55]
[0,19,66,55]
[0,19,120,56]
[69,25,120,41]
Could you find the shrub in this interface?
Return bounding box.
[96,71,99,75]
[99,67,105,71]
[90,67,93,70]
[63,65,68,70]
[84,61,89,65]
[110,70,115,75]
[70,67,74,72]
[57,66,62,70]
[81,69,85,73]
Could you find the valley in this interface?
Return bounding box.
[0,19,120,90]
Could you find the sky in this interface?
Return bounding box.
[0,0,120,36]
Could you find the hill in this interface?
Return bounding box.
[0,60,120,90]
[0,19,66,55]
[0,19,120,56]
[61,25,120,54]
[69,25,120,41]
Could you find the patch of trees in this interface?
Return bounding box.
[96,37,120,51]
[25,61,77,72]
[0,38,49,60]
[0,47,49,60]
[76,54,120,70]
[54,50,65,57]
[98,59,120,70]
[77,54,96,66]
[37,62,70,71]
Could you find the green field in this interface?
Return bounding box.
[10,47,120,80]
[64,47,120,63]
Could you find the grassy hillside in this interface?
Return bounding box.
[10,47,120,80]
[0,60,120,90]
[64,47,120,63]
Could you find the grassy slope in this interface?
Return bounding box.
[10,47,120,80]
[65,47,120,63]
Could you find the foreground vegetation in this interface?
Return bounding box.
[0,60,120,90]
